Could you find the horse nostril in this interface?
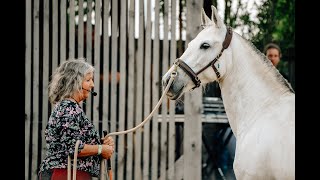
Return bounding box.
[162,75,170,88]
[165,76,171,87]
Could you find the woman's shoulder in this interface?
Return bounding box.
[53,99,83,116]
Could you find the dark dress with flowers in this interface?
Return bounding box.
[38,99,102,177]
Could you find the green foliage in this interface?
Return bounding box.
[250,0,295,80]
[252,0,295,58]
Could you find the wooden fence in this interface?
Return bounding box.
[25,0,204,180]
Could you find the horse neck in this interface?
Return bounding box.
[219,35,293,138]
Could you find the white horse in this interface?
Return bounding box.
[162,6,295,180]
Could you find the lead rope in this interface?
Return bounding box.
[68,66,178,180]
[67,140,81,180]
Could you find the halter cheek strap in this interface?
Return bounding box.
[174,26,233,89]
[196,26,233,78]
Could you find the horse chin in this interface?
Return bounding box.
[166,85,185,100]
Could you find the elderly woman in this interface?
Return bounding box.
[38,58,114,180]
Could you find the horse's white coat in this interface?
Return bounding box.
[162,6,295,180]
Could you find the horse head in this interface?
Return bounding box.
[162,6,232,100]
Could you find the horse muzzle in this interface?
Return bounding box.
[162,71,186,100]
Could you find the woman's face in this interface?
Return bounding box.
[81,72,94,101]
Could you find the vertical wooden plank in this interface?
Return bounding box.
[127,0,135,179]
[151,1,160,179]
[60,0,67,63]
[110,0,118,176]
[142,0,151,179]
[92,4,101,180]
[25,0,32,179]
[78,0,84,58]
[86,0,93,118]
[41,0,50,164]
[118,0,127,179]
[31,0,40,179]
[93,0,101,130]
[160,0,169,179]
[52,0,58,78]
[102,0,110,135]
[183,1,203,179]
[168,0,177,179]
[134,0,144,179]
[69,0,75,59]
[91,8,101,179]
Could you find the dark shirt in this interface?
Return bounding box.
[38,99,102,177]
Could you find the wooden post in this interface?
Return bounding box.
[184,0,203,180]
[127,0,135,179]
[31,0,40,179]
[41,0,50,165]
[118,0,127,179]
[25,0,31,179]
[168,0,177,179]
[143,0,152,179]
[151,1,160,179]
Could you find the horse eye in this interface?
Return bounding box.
[200,43,210,49]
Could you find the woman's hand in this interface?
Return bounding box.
[100,136,114,159]
[102,136,114,147]
[101,144,114,159]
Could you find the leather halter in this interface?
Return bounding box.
[174,26,233,89]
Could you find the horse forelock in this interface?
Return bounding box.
[235,33,294,93]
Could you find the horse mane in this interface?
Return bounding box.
[235,32,295,93]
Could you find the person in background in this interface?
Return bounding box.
[264,42,281,67]
[38,58,115,180]
[264,42,289,80]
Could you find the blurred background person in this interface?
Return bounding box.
[264,42,281,67]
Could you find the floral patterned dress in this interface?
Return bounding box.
[38,99,102,177]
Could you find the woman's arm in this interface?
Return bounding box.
[78,144,114,159]
[77,144,99,157]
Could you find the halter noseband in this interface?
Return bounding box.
[174,26,233,89]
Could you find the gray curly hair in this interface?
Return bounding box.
[48,58,95,104]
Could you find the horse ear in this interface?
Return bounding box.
[201,8,211,28]
[211,5,223,28]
